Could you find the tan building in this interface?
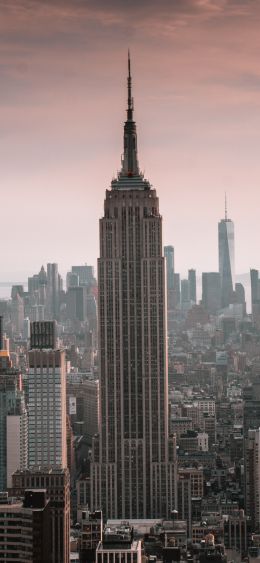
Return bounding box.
[178,468,204,498]
[96,523,141,563]
[91,55,177,519]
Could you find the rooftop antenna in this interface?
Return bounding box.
[225,192,227,221]
[127,49,133,121]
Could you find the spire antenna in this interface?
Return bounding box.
[127,49,133,121]
[225,192,227,221]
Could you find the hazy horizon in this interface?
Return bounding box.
[1,0,260,278]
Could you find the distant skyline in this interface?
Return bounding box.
[1,0,260,280]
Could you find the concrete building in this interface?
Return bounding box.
[0,354,27,491]
[178,468,204,498]
[0,490,51,563]
[245,428,260,531]
[96,523,141,563]
[224,510,250,558]
[67,374,100,440]
[28,321,67,469]
[202,272,222,315]
[79,509,103,563]
[188,269,197,304]
[6,392,28,487]
[91,54,177,519]
[250,269,260,328]
[11,467,70,563]
[46,263,61,319]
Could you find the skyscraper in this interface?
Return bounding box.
[28,321,67,469]
[0,359,27,491]
[188,269,197,304]
[250,269,260,328]
[245,428,260,531]
[164,245,175,334]
[91,55,177,519]
[202,272,221,315]
[218,196,235,308]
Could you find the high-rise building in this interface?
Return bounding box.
[250,269,260,328]
[28,321,67,469]
[0,354,27,491]
[66,285,88,322]
[0,490,51,563]
[91,55,177,519]
[218,198,235,308]
[0,316,3,350]
[164,246,174,290]
[67,375,100,440]
[46,263,61,319]
[6,392,28,487]
[188,269,197,304]
[12,467,70,563]
[202,272,221,314]
[245,428,260,531]
[181,279,190,313]
[71,265,95,286]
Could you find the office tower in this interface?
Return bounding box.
[91,55,177,519]
[181,278,191,315]
[188,269,197,304]
[28,321,67,469]
[164,246,175,334]
[224,510,250,558]
[243,384,260,440]
[12,467,70,563]
[251,269,260,305]
[46,263,61,319]
[0,316,3,350]
[66,271,79,289]
[0,353,27,490]
[173,273,181,307]
[66,285,88,322]
[178,474,192,539]
[0,490,51,563]
[71,265,95,286]
[164,246,174,288]
[67,375,100,440]
[202,272,221,314]
[243,385,260,530]
[218,198,235,308]
[250,269,260,328]
[245,429,260,531]
[28,266,47,320]
[11,292,24,334]
[6,392,28,487]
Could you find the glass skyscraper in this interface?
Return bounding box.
[218,201,235,308]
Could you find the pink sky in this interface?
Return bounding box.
[1,0,260,281]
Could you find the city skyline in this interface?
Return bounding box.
[1,0,260,279]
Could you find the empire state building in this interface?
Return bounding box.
[91,55,177,519]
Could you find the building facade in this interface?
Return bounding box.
[91,55,177,519]
[218,203,235,308]
[12,467,70,563]
[28,321,67,469]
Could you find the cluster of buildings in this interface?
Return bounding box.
[1,56,260,563]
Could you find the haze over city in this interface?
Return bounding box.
[1,0,260,280]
